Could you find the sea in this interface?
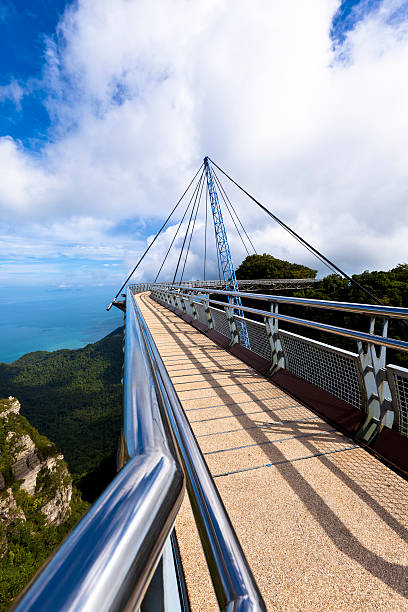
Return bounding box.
[0,285,124,363]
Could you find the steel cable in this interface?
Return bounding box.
[212,167,257,255]
[209,157,390,308]
[180,171,205,284]
[107,163,204,309]
[172,169,205,285]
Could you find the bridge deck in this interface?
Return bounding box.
[137,293,408,611]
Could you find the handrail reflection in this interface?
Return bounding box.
[11,288,184,612]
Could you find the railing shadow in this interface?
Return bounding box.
[140,293,408,599]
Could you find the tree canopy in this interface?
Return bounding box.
[236,253,317,280]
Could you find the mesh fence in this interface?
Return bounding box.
[195,302,209,328]
[387,367,408,437]
[209,307,231,339]
[235,317,271,361]
[279,330,363,410]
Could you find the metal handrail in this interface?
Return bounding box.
[150,283,408,319]
[133,290,267,611]
[12,291,185,612]
[149,287,408,352]
[12,289,266,611]
[153,278,318,287]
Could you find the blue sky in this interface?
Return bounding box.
[0,0,407,289]
[0,0,67,145]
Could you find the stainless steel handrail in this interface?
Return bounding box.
[12,291,185,612]
[133,290,267,611]
[153,288,408,353]
[151,283,408,319]
[151,278,318,287]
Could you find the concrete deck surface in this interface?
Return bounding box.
[137,292,408,611]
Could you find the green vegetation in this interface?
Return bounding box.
[236,253,317,280]
[0,326,124,609]
[0,398,89,611]
[235,258,408,367]
[290,265,408,367]
[0,488,88,611]
[0,328,124,478]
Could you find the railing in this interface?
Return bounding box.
[11,290,185,612]
[12,288,266,612]
[137,283,408,445]
[154,278,318,289]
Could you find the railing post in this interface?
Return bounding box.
[356,317,394,443]
[226,306,239,345]
[205,299,214,329]
[189,296,198,320]
[174,292,182,312]
[179,294,187,315]
[265,303,284,375]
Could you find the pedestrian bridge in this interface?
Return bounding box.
[13,283,408,612]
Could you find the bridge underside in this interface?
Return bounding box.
[137,292,408,611]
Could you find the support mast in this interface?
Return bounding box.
[203,156,250,348]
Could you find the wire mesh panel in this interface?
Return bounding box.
[234,316,271,361]
[195,302,209,328]
[209,307,231,339]
[387,365,408,437]
[279,330,364,410]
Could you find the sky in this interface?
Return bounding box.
[1,0,408,289]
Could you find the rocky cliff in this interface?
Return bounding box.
[0,397,72,528]
[0,397,89,611]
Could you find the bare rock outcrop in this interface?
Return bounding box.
[0,397,72,526]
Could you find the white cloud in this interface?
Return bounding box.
[0,0,408,284]
[0,79,24,109]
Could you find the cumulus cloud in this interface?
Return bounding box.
[0,0,408,284]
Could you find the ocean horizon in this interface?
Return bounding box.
[0,284,124,363]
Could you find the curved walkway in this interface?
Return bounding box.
[137,292,408,611]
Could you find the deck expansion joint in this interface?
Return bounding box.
[203,430,337,455]
[185,400,301,413]
[212,445,359,477]
[196,418,323,437]
[190,407,305,423]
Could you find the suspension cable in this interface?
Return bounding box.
[107,163,203,309]
[212,167,257,255]
[180,172,205,283]
[154,183,197,282]
[172,169,205,285]
[209,157,388,307]
[212,170,250,257]
[213,161,338,276]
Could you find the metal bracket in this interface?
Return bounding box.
[356,317,394,443]
[205,300,214,329]
[265,303,284,376]
[189,297,198,320]
[225,307,239,347]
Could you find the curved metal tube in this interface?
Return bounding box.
[152,283,408,319]
[151,288,408,353]
[194,295,408,353]
[12,290,184,612]
[134,293,267,612]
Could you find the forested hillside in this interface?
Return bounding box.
[236,253,317,279]
[0,328,124,478]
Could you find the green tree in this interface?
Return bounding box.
[236,253,317,280]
